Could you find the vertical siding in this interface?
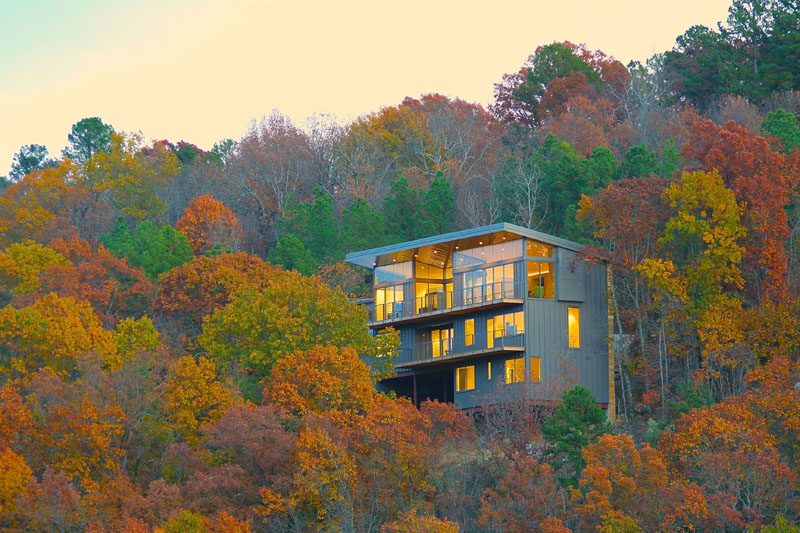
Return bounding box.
[556,249,586,302]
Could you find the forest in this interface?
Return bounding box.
[2,0,800,531]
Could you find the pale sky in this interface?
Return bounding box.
[1,0,733,177]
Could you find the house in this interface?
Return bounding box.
[346,223,613,415]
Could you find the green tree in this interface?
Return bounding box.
[421,175,455,235]
[267,234,317,276]
[99,217,193,280]
[340,198,387,253]
[761,109,800,152]
[542,386,611,475]
[9,144,58,181]
[62,117,115,164]
[618,144,658,179]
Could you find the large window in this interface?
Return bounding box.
[456,366,475,391]
[430,327,453,358]
[462,263,515,304]
[505,357,524,384]
[414,261,453,313]
[568,307,580,348]
[487,311,525,349]
[527,261,555,299]
[375,285,404,321]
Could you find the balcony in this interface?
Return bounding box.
[369,281,524,328]
[393,333,525,369]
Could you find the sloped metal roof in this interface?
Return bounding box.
[345,222,583,269]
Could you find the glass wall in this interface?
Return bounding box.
[374,285,404,321]
[453,238,522,271]
[487,311,525,348]
[414,261,453,314]
[527,261,555,299]
[430,327,453,358]
[375,261,412,285]
[461,263,515,305]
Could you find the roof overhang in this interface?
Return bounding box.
[345,222,583,269]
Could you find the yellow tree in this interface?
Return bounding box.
[635,170,748,397]
[162,356,234,443]
[0,241,70,300]
[0,293,118,379]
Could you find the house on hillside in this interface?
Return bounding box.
[346,223,614,415]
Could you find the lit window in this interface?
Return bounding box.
[487,311,525,348]
[531,357,541,381]
[488,361,492,380]
[568,307,580,348]
[465,319,474,346]
[505,357,524,384]
[456,366,475,391]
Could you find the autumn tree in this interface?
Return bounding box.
[682,119,800,304]
[43,236,154,326]
[176,194,242,255]
[0,241,70,303]
[199,268,398,398]
[263,345,375,418]
[579,433,710,531]
[159,356,234,447]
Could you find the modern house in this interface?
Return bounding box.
[346,223,613,415]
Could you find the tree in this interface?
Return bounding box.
[761,109,800,152]
[542,386,611,475]
[381,510,459,533]
[176,194,242,255]
[44,236,155,326]
[479,454,573,532]
[683,120,800,304]
[162,356,234,444]
[153,252,269,335]
[267,234,317,276]
[99,218,193,280]
[0,293,118,379]
[578,434,710,531]
[263,345,376,418]
[62,117,115,164]
[198,268,397,397]
[340,198,387,255]
[0,241,70,303]
[9,144,58,181]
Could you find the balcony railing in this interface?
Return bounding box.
[394,333,525,366]
[372,280,523,323]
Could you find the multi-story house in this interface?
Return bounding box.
[346,223,613,414]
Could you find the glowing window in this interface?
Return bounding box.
[465,319,475,347]
[488,361,492,380]
[456,366,475,391]
[568,307,580,348]
[531,357,541,381]
[505,357,524,384]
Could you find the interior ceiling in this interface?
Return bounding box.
[375,231,521,268]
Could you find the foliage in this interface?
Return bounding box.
[542,386,611,475]
[9,144,59,181]
[176,194,242,255]
[100,217,193,280]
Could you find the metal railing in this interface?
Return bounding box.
[372,280,523,322]
[393,333,525,366]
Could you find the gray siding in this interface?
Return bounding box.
[556,248,586,302]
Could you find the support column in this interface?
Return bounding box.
[412,371,418,407]
[607,264,616,423]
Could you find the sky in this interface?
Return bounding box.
[1,0,734,177]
